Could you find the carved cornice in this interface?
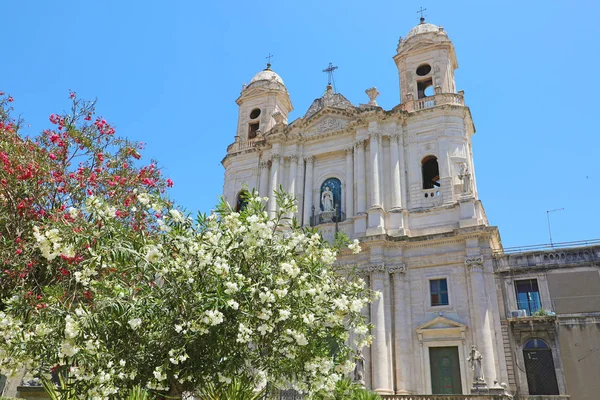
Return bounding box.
[465,256,484,272]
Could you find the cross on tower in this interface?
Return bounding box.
[417,7,427,23]
[322,62,338,92]
[265,53,273,69]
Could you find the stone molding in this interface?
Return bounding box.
[465,256,484,272]
[359,263,406,274]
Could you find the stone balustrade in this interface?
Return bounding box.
[401,92,465,112]
[226,139,258,154]
[493,245,600,272]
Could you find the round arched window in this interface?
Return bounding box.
[416,64,432,76]
[249,108,261,119]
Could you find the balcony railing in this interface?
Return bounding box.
[401,92,465,112]
[226,140,258,154]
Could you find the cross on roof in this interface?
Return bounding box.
[265,53,273,69]
[417,7,427,22]
[322,62,338,91]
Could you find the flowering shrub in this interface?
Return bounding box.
[0,92,373,399]
[0,92,170,299]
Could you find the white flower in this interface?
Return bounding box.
[224,281,238,294]
[59,341,79,358]
[277,309,291,321]
[169,209,184,223]
[137,193,150,205]
[202,310,224,326]
[175,324,183,333]
[64,315,80,339]
[227,299,239,310]
[348,239,362,254]
[128,318,142,330]
[119,359,126,367]
[350,299,364,313]
[68,207,79,219]
[145,246,161,263]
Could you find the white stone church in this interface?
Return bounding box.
[221,18,583,398]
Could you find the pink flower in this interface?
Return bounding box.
[7,96,13,102]
[167,178,174,188]
[49,153,57,160]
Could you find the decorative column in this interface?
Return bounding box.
[389,134,402,210]
[390,264,411,394]
[369,263,393,394]
[287,156,298,219]
[268,155,280,217]
[369,133,382,208]
[296,153,305,218]
[259,161,270,198]
[398,131,408,210]
[466,256,497,389]
[345,147,354,218]
[355,141,366,213]
[302,157,314,226]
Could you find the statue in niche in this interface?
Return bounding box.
[353,349,365,386]
[467,345,485,383]
[458,162,472,194]
[321,186,334,212]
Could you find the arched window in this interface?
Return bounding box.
[235,190,249,212]
[422,156,440,189]
[523,338,559,395]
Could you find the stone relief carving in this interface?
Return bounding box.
[310,117,345,134]
[465,256,484,271]
[367,263,386,273]
[458,162,472,195]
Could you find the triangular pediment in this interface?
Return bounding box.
[416,315,467,332]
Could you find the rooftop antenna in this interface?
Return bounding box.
[265,53,273,69]
[322,62,338,93]
[546,208,564,248]
[417,7,427,23]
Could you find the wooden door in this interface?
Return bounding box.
[430,346,462,394]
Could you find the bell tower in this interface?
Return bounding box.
[393,17,457,103]
[234,63,293,142]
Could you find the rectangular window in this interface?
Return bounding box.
[515,279,542,316]
[430,278,449,306]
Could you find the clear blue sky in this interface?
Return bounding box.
[3,1,599,249]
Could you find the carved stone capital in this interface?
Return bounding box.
[304,156,315,164]
[345,147,354,155]
[260,161,270,170]
[271,154,281,162]
[388,263,407,274]
[465,256,484,272]
[367,263,386,274]
[389,133,400,144]
[369,132,381,142]
[288,155,299,162]
[354,140,367,150]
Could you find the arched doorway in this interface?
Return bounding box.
[523,338,559,395]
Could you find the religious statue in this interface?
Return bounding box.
[321,186,334,212]
[467,345,485,383]
[353,350,365,387]
[458,162,472,194]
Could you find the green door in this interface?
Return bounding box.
[430,346,462,394]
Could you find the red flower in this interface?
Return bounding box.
[69,91,76,99]
[49,153,57,160]
[167,178,174,188]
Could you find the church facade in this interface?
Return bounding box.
[221,19,594,398]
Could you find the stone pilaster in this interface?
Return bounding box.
[302,157,314,226]
[355,140,367,213]
[345,147,354,218]
[259,161,270,198]
[268,155,280,217]
[369,263,393,395]
[369,133,382,208]
[466,255,498,388]
[389,134,402,210]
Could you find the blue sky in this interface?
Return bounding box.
[3,0,599,248]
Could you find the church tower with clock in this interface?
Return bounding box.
[222,17,509,396]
